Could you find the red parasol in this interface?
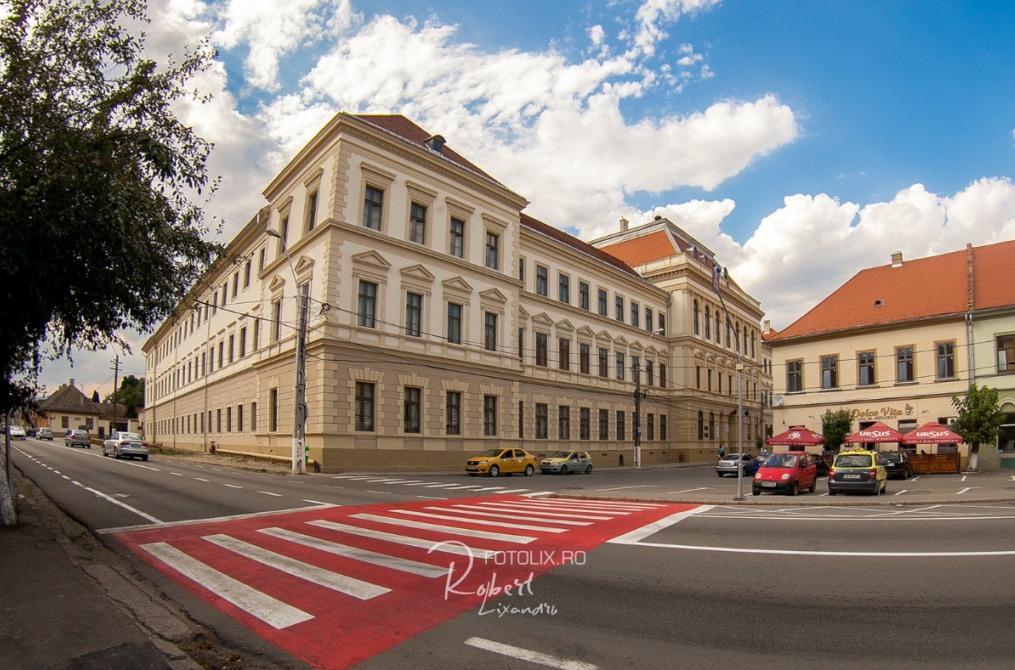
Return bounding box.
[766,425,826,447]
[843,421,905,444]
[901,421,964,445]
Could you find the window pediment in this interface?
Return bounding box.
[555,318,576,333]
[293,255,315,276]
[576,325,596,338]
[531,312,555,327]
[401,264,436,283]
[351,250,391,272]
[478,287,508,304]
[268,275,285,292]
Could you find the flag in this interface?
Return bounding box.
[712,263,721,295]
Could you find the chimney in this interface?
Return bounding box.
[69,378,75,387]
[619,217,629,232]
[763,319,771,333]
[891,251,903,267]
[423,134,446,155]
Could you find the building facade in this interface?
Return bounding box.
[37,380,130,437]
[141,114,769,471]
[767,243,1015,469]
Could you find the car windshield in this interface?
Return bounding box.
[120,433,142,441]
[763,454,798,468]
[548,451,571,459]
[880,453,902,463]
[478,449,507,457]
[835,454,873,468]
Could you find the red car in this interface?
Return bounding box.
[752,451,818,496]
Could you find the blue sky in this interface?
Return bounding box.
[39,0,1015,398]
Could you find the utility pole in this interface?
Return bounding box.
[712,262,746,501]
[633,362,645,468]
[291,283,310,475]
[111,355,119,435]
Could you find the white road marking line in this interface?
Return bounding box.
[423,483,462,489]
[957,488,971,495]
[194,478,209,482]
[385,480,425,485]
[1011,475,1015,481]
[670,487,711,494]
[473,486,508,491]
[595,485,659,492]
[520,491,555,497]
[451,485,486,490]
[444,485,482,490]
[70,480,163,524]
[819,493,829,496]
[301,499,331,506]
[259,527,448,578]
[912,476,921,481]
[365,490,393,495]
[467,503,614,520]
[341,476,376,481]
[493,489,531,494]
[53,470,60,474]
[962,475,968,482]
[608,505,715,545]
[224,484,243,489]
[414,496,447,500]
[140,542,313,629]
[625,540,1015,557]
[464,637,597,670]
[507,502,632,515]
[390,509,569,533]
[894,490,907,496]
[128,463,159,471]
[97,504,336,534]
[532,499,662,509]
[429,507,591,526]
[170,472,183,477]
[204,534,390,600]
[308,520,500,559]
[363,478,405,483]
[258,491,283,497]
[402,481,442,487]
[61,475,70,480]
[350,513,536,544]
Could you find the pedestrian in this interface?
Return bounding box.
[718,443,726,459]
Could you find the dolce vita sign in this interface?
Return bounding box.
[848,404,915,422]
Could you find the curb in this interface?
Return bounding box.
[551,493,1015,506]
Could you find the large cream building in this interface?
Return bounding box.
[141,114,769,472]
[766,242,1015,470]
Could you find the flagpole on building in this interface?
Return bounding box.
[712,262,747,502]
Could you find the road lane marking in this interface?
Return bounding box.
[389,509,569,533]
[595,485,659,491]
[468,503,614,520]
[403,481,442,487]
[473,486,508,491]
[520,491,555,497]
[670,487,711,494]
[432,506,591,526]
[912,476,921,481]
[608,505,715,545]
[194,478,209,482]
[424,483,462,489]
[224,484,243,489]
[350,513,536,544]
[258,527,448,578]
[301,499,331,506]
[258,491,283,497]
[464,637,597,670]
[494,489,532,495]
[204,534,390,600]
[139,542,313,629]
[70,480,163,524]
[962,475,968,482]
[170,472,183,477]
[534,499,663,509]
[365,490,393,495]
[894,490,907,496]
[308,520,501,559]
[97,504,336,534]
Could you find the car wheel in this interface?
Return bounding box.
[828,489,837,496]
[488,465,500,477]
[789,482,799,497]
[560,465,568,475]
[809,478,817,493]
[753,489,761,496]
[585,464,593,475]
[113,448,120,459]
[102,447,109,457]
[524,464,534,476]
[141,455,149,462]
[717,472,724,477]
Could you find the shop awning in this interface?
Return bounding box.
[901,421,964,445]
[843,421,905,444]
[766,425,826,447]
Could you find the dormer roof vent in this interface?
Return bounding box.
[891,251,903,267]
[423,134,446,155]
[873,299,884,307]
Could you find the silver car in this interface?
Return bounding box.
[65,429,91,448]
[716,453,756,477]
[103,431,149,461]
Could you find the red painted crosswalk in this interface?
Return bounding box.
[114,496,693,670]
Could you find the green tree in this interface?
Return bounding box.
[821,409,853,452]
[952,384,1005,470]
[0,0,222,415]
[106,374,144,418]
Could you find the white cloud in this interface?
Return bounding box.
[632,0,721,56]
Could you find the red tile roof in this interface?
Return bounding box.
[38,383,102,416]
[768,240,1015,341]
[352,114,498,183]
[597,231,678,267]
[520,213,640,278]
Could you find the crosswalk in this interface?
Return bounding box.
[114,495,690,670]
[330,474,552,496]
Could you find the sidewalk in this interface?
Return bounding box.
[0,467,201,670]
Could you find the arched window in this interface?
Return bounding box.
[697,411,704,440]
[715,310,721,343]
[744,326,749,355]
[705,306,711,339]
[693,300,700,336]
[726,320,731,348]
[751,329,757,358]
[709,412,715,441]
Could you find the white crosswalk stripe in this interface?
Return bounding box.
[307,520,501,559]
[389,509,569,533]
[432,506,592,526]
[473,502,615,520]
[351,513,537,544]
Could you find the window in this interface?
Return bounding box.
[660,415,667,441]
[647,413,654,441]
[696,366,701,389]
[580,408,590,440]
[357,280,377,328]
[821,355,838,389]
[646,308,653,333]
[518,401,524,439]
[251,402,257,431]
[364,187,383,230]
[305,190,319,232]
[226,406,232,432]
[446,392,461,435]
[599,409,609,440]
[632,356,641,385]
[646,361,654,386]
[615,296,624,321]
[485,232,499,270]
[579,343,590,374]
[558,406,570,440]
[579,282,590,310]
[693,300,700,335]
[558,338,570,371]
[704,306,711,339]
[598,347,608,377]
[631,302,640,328]
[449,218,465,257]
[558,274,570,303]
[787,360,803,393]
[536,265,548,296]
[218,341,224,369]
[709,412,715,441]
[484,312,498,351]
[518,257,525,284]
[715,310,721,343]
[484,396,498,436]
[252,320,259,353]
[237,404,244,432]
[258,247,266,272]
[355,382,375,431]
[897,346,915,382]
[616,352,625,380]
[617,410,626,441]
[598,289,608,316]
[232,272,239,299]
[999,335,1015,372]
[659,363,667,388]
[404,387,421,433]
[239,327,246,358]
[269,388,278,432]
[405,293,423,337]
[278,215,290,255]
[518,328,524,361]
[409,203,427,244]
[228,335,235,363]
[447,303,462,344]
[536,404,548,439]
[936,342,955,379]
[658,314,665,336]
[536,333,548,367]
[858,351,875,385]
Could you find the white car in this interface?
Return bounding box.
[8,426,26,440]
[102,431,149,461]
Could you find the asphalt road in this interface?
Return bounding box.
[12,438,1015,670]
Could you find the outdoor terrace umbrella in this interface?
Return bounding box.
[843,421,905,444]
[766,425,826,447]
[901,421,963,445]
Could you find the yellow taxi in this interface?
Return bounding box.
[828,448,887,496]
[465,448,538,477]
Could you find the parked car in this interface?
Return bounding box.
[102,431,149,461]
[540,450,593,474]
[8,425,26,440]
[752,451,818,496]
[25,426,37,437]
[36,427,54,441]
[466,448,537,477]
[828,448,887,495]
[716,453,758,477]
[812,454,831,478]
[65,429,91,448]
[879,451,913,479]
